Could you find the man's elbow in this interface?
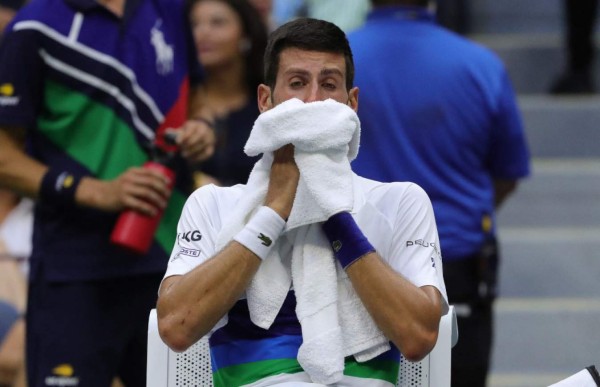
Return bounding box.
[158,317,196,353]
[397,326,439,362]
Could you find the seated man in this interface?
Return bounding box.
[157,17,448,387]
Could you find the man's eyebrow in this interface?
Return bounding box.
[320,68,344,78]
[282,68,344,78]
[283,68,311,77]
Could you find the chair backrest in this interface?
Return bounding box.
[147,306,457,387]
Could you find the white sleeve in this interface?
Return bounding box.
[160,185,232,331]
[389,184,449,313]
[162,185,220,282]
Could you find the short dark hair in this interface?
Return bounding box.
[263,18,355,91]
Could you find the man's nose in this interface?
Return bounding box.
[304,83,322,103]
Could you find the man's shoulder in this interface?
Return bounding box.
[356,174,417,192]
[355,174,429,206]
[7,0,73,34]
[7,3,42,24]
[187,183,247,209]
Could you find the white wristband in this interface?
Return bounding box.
[233,206,285,260]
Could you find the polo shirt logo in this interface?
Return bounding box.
[150,20,174,75]
[0,83,19,106]
[45,363,79,386]
[0,83,14,96]
[258,233,272,247]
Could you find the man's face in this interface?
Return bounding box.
[258,47,358,112]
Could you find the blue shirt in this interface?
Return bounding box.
[349,6,530,260]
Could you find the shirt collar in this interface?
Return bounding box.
[63,0,143,17]
[63,0,101,12]
[367,5,436,24]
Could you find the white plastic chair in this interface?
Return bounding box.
[147,306,457,387]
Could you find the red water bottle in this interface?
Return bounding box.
[110,134,178,254]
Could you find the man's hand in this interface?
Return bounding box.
[75,167,171,216]
[265,144,299,220]
[170,119,215,164]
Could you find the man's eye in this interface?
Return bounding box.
[290,81,304,88]
[322,82,336,90]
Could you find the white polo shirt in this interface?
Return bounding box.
[164,173,447,307]
[162,173,448,386]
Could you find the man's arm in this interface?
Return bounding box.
[321,184,445,362]
[157,243,262,352]
[171,80,216,164]
[0,127,171,216]
[0,127,46,199]
[494,179,518,209]
[157,144,299,352]
[345,253,443,362]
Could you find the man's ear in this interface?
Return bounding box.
[348,86,359,112]
[257,84,273,113]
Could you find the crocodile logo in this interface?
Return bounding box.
[258,233,272,247]
[332,240,342,252]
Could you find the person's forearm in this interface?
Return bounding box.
[158,146,297,351]
[0,128,46,199]
[0,130,112,210]
[494,179,517,209]
[346,253,442,361]
[157,241,262,352]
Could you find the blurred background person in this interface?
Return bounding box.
[436,0,471,34]
[248,0,277,31]
[270,0,370,33]
[0,189,31,387]
[550,0,598,94]
[270,0,303,28]
[187,0,268,187]
[303,0,370,32]
[0,0,212,385]
[0,0,24,38]
[0,4,29,386]
[348,0,531,386]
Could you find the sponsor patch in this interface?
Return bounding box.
[406,239,440,256]
[179,247,200,257]
[0,83,19,106]
[45,363,79,386]
[0,96,19,106]
[171,247,201,262]
[178,230,202,243]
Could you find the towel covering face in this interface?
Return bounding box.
[245,98,361,231]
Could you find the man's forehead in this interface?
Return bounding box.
[278,48,346,75]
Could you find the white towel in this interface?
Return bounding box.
[244,98,360,230]
[216,98,389,384]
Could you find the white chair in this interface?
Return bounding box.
[147,306,457,387]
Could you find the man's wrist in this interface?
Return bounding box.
[234,206,286,260]
[322,212,375,269]
[264,201,290,221]
[39,168,83,208]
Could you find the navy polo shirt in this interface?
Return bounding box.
[0,0,200,281]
